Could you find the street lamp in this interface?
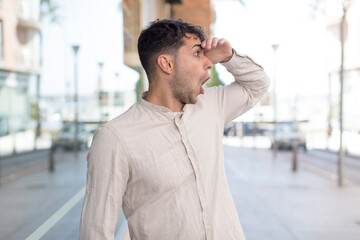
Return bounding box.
[338,0,351,187]
[72,45,80,156]
[272,44,279,158]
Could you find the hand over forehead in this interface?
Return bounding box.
[202,38,233,64]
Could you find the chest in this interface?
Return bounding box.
[124,107,223,194]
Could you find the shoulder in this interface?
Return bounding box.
[198,85,226,105]
[104,103,141,129]
[92,103,138,141]
[186,87,225,115]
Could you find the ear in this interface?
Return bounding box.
[157,54,174,75]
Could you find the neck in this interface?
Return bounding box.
[145,82,184,112]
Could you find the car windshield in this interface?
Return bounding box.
[61,125,85,134]
[277,124,298,133]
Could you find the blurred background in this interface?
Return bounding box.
[0,0,360,239]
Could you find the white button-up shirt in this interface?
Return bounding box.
[80,52,270,240]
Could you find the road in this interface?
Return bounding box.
[0,150,87,240]
[223,136,360,185]
[299,149,360,185]
[0,139,360,239]
[0,150,50,184]
[2,137,359,187]
[0,149,127,240]
[0,149,77,185]
[223,143,360,240]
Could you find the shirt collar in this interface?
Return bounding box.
[138,92,180,119]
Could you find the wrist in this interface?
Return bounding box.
[220,48,234,63]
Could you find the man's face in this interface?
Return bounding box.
[169,34,213,105]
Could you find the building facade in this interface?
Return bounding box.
[0,0,41,155]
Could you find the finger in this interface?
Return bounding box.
[211,37,219,48]
[218,38,230,45]
[201,40,207,49]
[206,38,213,50]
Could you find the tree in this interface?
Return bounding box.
[237,0,245,7]
[40,0,60,22]
[135,77,142,101]
[204,66,224,88]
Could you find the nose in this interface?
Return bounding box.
[203,56,213,70]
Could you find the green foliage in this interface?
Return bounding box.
[204,66,224,88]
[30,101,38,120]
[237,0,246,7]
[308,0,327,19]
[40,0,60,22]
[135,77,142,101]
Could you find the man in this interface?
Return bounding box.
[80,19,269,239]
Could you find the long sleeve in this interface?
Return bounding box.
[79,126,129,240]
[205,51,270,122]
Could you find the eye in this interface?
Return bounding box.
[194,50,200,57]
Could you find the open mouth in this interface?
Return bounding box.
[200,76,211,94]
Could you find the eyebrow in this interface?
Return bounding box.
[192,44,203,49]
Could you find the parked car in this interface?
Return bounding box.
[271,122,307,151]
[224,122,241,136]
[51,123,96,151]
[224,121,269,137]
[242,122,268,136]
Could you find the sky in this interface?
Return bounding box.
[41,0,338,102]
[213,0,336,99]
[41,0,138,97]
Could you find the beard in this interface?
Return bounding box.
[170,70,199,105]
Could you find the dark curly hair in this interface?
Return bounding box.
[137,19,206,79]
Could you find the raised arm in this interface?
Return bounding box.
[203,37,270,122]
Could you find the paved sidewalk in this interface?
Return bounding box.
[0,150,127,240]
[0,151,88,240]
[1,142,360,239]
[223,143,360,240]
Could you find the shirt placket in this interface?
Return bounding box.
[174,115,212,239]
